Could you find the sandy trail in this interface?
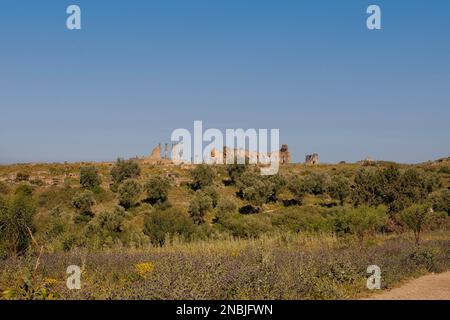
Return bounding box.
[366,271,450,300]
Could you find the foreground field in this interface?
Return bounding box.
[1,232,449,300]
[0,159,449,299]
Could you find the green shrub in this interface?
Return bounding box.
[0,181,9,195]
[144,175,171,205]
[226,164,248,185]
[85,206,128,246]
[236,171,273,208]
[328,174,351,205]
[351,169,381,207]
[15,184,34,197]
[272,207,332,233]
[118,179,142,209]
[303,172,329,195]
[216,213,273,238]
[334,206,388,243]
[0,195,36,257]
[111,159,141,185]
[60,232,84,252]
[203,186,219,208]
[72,190,96,223]
[216,198,238,215]
[188,190,213,224]
[80,166,102,189]
[352,166,437,213]
[400,204,431,245]
[407,247,441,272]
[438,166,450,174]
[38,186,78,209]
[288,175,308,204]
[190,165,215,190]
[143,208,196,246]
[267,174,287,202]
[430,190,450,215]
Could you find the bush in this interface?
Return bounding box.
[303,172,329,195]
[226,164,248,185]
[118,179,142,209]
[203,186,219,208]
[216,198,238,215]
[334,206,388,243]
[15,172,29,182]
[428,211,449,231]
[438,166,450,174]
[111,159,141,185]
[72,190,96,223]
[352,166,436,214]
[190,165,215,190]
[188,190,213,224]
[288,175,308,204]
[0,195,36,257]
[272,207,332,233]
[15,184,34,197]
[328,174,351,205]
[38,186,78,210]
[144,176,171,205]
[267,174,287,202]
[85,206,128,246]
[430,190,450,215]
[143,208,196,246]
[408,247,441,272]
[216,214,273,238]
[30,179,44,187]
[80,166,101,189]
[351,169,381,207]
[400,204,431,245]
[0,182,10,195]
[236,171,273,208]
[99,206,128,233]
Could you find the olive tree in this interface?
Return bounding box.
[144,175,171,205]
[328,174,351,205]
[111,159,141,185]
[80,166,101,190]
[334,205,388,244]
[400,204,431,245]
[72,190,96,223]
[190,165,215,190]
[118,179,142,209]
[188,190,213,224]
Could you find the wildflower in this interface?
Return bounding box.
[45,278,59,287]
[135,262,154,277]
[230,248,241,257]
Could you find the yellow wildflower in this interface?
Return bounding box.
[230,248,241,257]
[45,278,58,286]
[135,262,154,277]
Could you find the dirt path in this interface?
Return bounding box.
[366,271,450,300]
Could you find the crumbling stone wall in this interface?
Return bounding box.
[305,153,319,165]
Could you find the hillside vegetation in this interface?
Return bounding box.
[0,158,449,299]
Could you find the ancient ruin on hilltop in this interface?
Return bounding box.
[141,143,292,166]
[305,153,319,165]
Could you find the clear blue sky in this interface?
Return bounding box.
[0,0,449,164]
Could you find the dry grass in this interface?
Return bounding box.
[1,231,449,300]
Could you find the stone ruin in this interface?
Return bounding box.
[305,153,319,165]
[280,144,291,165]
[142,143,292,166]
[142,143,173,165]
